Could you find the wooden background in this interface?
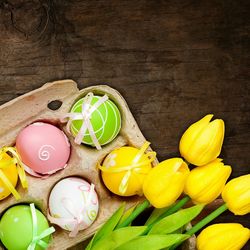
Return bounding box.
[0,0,249,249]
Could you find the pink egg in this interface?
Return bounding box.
[16,122,70,176]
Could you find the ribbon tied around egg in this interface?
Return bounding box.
[61,92,109,150]
[99,141,156,195]
[0,146,28,200]
[28,203,55,250]
[48,184,97,237]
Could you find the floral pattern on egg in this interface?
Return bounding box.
[104,153,117,168]
[48,177,99,235]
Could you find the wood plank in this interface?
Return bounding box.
[0,0,249,249]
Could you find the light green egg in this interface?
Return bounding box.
[0,205,51,250]
[70,95,122,147]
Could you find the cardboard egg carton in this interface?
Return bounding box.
[0,80,195,250]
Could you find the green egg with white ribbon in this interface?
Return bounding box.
[0,204,55,250]
[66,93,121,149]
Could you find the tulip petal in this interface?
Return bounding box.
[189,119,224,166]
[184,159,231,204]
[179,114,226,166]
[180,115,213,162]
[222,174,250,215]
[197,223,250,250]
[143,158,190,208]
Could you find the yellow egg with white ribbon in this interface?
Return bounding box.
[0,152,18,200]
[0,147,28,200]
[99,141,156,196]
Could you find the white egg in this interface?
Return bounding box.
[48,177,99,236]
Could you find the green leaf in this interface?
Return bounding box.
[149,205,204,235]
[117,204,137,227]
[91,226,147,250]
[145,206,171,226]
[116,200,150,229]
[86,203,125,250]
[115,234,190,250]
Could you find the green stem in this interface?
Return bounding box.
[186,203,228,236]
[116,200,150,229]
[115,196,190,231]
[170,203,228,250]
[146,196,191,233]
[156,196,191,224]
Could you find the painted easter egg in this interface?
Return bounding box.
[0,152,18,200]
[69,93,121,148]
[100,144,155,196]
[16,122,70,176]
[48,177,99,236]
[0,204,53,250]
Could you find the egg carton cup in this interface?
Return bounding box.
[0,80,195,250]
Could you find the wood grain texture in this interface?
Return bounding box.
[0,0,249,249]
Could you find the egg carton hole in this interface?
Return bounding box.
[46,175,101,218]
[47,100,63,111]
[12,121,72,182]
[63,87,125,154]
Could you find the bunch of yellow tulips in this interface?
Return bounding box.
[88,114,249,250]
[142,114,250,250]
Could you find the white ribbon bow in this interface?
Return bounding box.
[61,92,109,150]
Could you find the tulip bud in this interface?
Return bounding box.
[179,114,225,166]
[143,158,190,208]
[184,159,231,204]
[222,174,250,215]
[197,223,250,250]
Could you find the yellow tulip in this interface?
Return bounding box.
[179,114,225,166]
[222,174,250,215]
[197,223,250,250]
[143,158,190,208]
[184,159,231,204]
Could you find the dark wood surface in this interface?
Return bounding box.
[0,0,249,249]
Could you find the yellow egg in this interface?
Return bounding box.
[0,153,18,200]
[100,146,154,196]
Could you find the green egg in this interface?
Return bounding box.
[0,205,51,250]
[70,95,122,146]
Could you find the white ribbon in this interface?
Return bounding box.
[61,93,109,150]
[28,203,55,250]
[48,184,96,238]
[99,141,156,194]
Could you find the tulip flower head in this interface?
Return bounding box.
[143,158,190,208]
[179,114,225,166]
[184,158,232,204]
[197,223,250,250]
[222,174,250,215]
